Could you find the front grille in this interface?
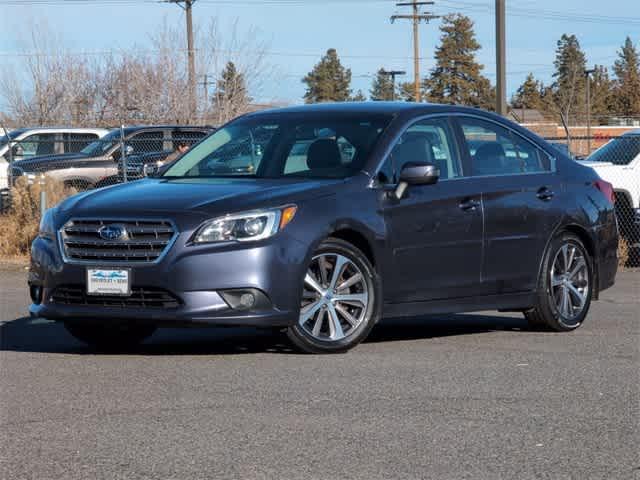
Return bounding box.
[60,219,177,263]
[50,285,182,309]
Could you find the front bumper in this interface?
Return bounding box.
[28,232,308,328]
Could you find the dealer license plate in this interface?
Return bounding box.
[86,268,131,296]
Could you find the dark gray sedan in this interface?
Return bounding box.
[28,102,618,353]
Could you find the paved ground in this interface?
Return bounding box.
[0,267,638,480]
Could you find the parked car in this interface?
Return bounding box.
[9,126,212,191]
[0,127,109,191]
[28,103,618,353]
[579,130,640,247]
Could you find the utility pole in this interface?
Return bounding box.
[381,70,406,101]
[585,68,596,154]
[391,1,439,103]
[495,0,507,116]
[199,74,210,107]
[166,0,197,118]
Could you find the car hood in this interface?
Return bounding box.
[12,152,91,172]
[57,177,346,220]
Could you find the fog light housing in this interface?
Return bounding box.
[219,288,270,311]
[30,284,43,304]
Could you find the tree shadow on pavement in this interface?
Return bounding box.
[0,312,530,356]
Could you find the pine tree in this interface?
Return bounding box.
[213,61,250,124]
[612,36,640,117]
[549,34,587,135]
[589,65,614,124]
[302,49,352,103]
[370,69,395,101]
[350,90,367,102]
[424,14,495,109]
[512,73,544,110]
[398,81,416,102]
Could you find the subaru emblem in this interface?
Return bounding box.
[98,224,127,241]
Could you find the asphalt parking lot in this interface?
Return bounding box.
[0,266,638,480]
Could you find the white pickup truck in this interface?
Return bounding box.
[579,129,640,247]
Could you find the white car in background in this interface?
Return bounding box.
[580,129,640,247]
[0,127,109,191]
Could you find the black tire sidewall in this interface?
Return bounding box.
[287,238,382,353]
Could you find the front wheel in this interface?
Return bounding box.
[286,238,381,353]
[64,322,156,350]
[524,233,593,331]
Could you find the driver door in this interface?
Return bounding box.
[380,117,484,303]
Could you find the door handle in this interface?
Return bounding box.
[537,187,554,201]
[459,198,480,211]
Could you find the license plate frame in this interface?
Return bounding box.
[86,268,132,297]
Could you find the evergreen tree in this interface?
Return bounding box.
[589,65,614,124]
[612,36,640,117]
[370,69,396,101]
[350,90,367,102]
[398,81,416,102]
[512,73,544,110]
[302,49,352,103]
[213,61,250,123]
[549,34,587,133]
[424,14,495,109]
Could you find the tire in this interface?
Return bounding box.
[64,322,156,350]
[286,237,382,354]
[524,233,594,332]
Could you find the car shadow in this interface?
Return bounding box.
[0,312,531,356]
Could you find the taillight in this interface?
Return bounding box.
[594,179,615,204]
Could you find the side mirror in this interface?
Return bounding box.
[394,162,439,200]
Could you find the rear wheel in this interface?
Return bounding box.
[524,233,593,331]
[286,238,381,353]
[64,322,156,350]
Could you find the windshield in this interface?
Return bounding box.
[587,135,640,165]
[0,130,25,149]
[163,114,392,179]
[80,129,121,156]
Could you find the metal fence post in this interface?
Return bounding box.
[120,124,127,183]
[39,173,47,216]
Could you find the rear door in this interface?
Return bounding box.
[455,116,561,293]
[380,116,484,303]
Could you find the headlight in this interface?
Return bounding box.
[192,205,297,244]
[38,207,57,241]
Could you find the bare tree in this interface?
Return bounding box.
[1,16,273,127]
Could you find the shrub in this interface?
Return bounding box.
[0,177,75,259]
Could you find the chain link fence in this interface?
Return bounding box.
[1,126,638,267]
[545,133,640,267]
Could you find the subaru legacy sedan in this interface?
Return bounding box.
[29,103,618,353]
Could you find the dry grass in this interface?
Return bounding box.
[0,177,75,259]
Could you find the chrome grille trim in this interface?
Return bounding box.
[59,218,178,265]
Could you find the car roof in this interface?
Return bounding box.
[242,101,496,118]
[13,127,109,133]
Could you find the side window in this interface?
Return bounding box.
[65,133,99,153]
[128,131,164,153]
[459,118,549,176]
[379,118,462,184]
[16,133,56,158]
[172,130,207,150]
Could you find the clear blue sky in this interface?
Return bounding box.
[0,0,637,105]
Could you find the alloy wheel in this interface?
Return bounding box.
[299,253,370,341]
[549,242,589,325]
